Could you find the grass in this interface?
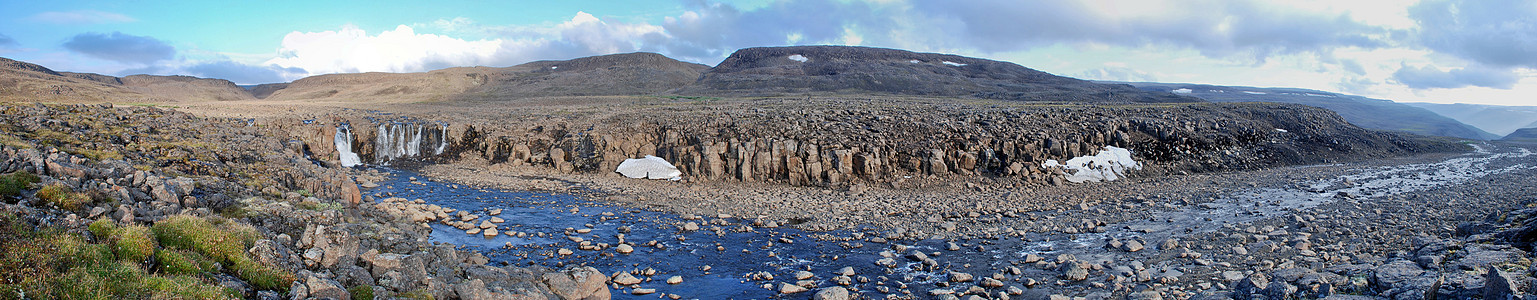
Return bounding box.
[0,171,39,199]
[0,213,240,299]
[349,285,375,300]
[36,183,94,211]
[150,215,295,291]
[396,289,437,300]
[154,249,217,275]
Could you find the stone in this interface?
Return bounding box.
[682,222,700,231]
[454,279,493,300]
[948,271,974,282]
[667,276,683,285]
[1024,254,1043,263]
[980,277,1004,288]
[304,274,349,300]
[1124,240,1144,252]
[1373,260,1424,291]
[813,287,850,300]
[631,288,657,295]
[1060,262,1090,281]
[836,266,855,276]
[541,267,610,300]
[795,270,816,280]
[779,282,808,294]
[557,248,574,256]
[1486,268,1518,299]
[612,272,643,286]
[616,244,634,254]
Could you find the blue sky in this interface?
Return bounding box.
[1,0,1534,106]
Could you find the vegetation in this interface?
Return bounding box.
[0,171,39,199]
[151,215,296,290]
[349,285,375,300]
[36,183,94,211]
[0,213,242,299]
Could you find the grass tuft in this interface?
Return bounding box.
[349,285,375,300]
[111,225,156,263]
[37,183,93,211]
[151,215,294,290]
[154,249,217,275]
[0,171,40,199]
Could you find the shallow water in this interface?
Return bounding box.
[366,144,1536,299]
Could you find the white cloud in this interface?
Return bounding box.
[28,10,136,24]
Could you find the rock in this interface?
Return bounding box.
[631,288,657,295]
[683,222,700,231]
[454,279,494,300]
[907,251,929,261]
[836,266,856,276]
[482,228,498,238]
[948,271,974,282]
[612,273,643,286]
[1123,240,1144,252]
[1023,254,1043,263]
[667,276,683,285]
[303,274,349,300]
[1159,239,1180,250]
[795,270,816,280]
[616,244,634,254]
[1221,271,1245,282]
[1060,262,1090,281]
[1373,260,1424,291]
[557,248,574,256]
[980,277,1005,288]
[780,282,808,294]
[1486,268,1518,299]
[813,287,850,300]
[541,267,610,300]
[1232,273,1270,297]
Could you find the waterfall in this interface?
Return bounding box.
[407,125,423,157]
[435,124,448,155]
[335,125,363,167]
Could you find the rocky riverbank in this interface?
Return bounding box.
[0,103,608,299]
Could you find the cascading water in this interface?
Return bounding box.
[372,121,447,165]
[334,124,363,167]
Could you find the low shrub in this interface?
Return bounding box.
[143,275,239,299]
[349,285,375,300]
[151,215,294,290]
[37,183,92,211]
[155,249,216,275]
[0,171,39,198]
[111,225,157,263]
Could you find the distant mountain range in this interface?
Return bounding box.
[0,46,1522,141]
[1115,82,1498,140]
[1401,103,1537,137]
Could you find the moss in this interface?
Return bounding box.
[229,256,295,291]
[55,260,149,299]
[397,289,437,300]
[111,225,157,263]
[143,275,239,300]
[349,285,375,300]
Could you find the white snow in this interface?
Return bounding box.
[616,155,683,180]
[788,54,808,62]
[1275,128,1289,133]
[1242,91,1268,95]
[551,66,558,69]
[1041,146,1142,183]
[1171,88,1193,94]
[942,61,967,67]
[909,59,922,64]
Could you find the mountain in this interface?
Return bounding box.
[261,52,709,102]
[1118,82,1496,140]
[1504,128,1537,142]
[676,46,1198,103]
[1402,103,1537,137]
[246,83,290,99]
[0,57,254,103]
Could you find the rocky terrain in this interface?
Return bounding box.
[1121,82,1496,140]
[0,103,608,299]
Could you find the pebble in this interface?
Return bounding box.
[631,288,656,295]
[616,244,634,254]
[795,270,815,280]
[779,282,808,294]
[666,276,683,285]
[613,273,642,285]
[683,222,700,231]
[557,248,573,256]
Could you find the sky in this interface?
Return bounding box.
[0,0,1534,106]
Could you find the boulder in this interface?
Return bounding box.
[541,267,610,300]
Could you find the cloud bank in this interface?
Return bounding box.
[63,32,176,65]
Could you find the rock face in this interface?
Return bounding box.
[677,46,1197,103]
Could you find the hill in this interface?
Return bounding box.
[1403,103,1537,137]
[675,46,1198,103]
[1503,128,1537,142]
[261,52,709,103]
[1118,82,1496,140]
[0,57,254,103]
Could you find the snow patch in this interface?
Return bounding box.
[942,61,967,67]
[1242,91,1267,95]
[909,59,922,64]
[1275,128,1289,133]
[788,54,808,62]
[551,66,558,69]
[1171,88,1193,94]
[616,155,683,180]
[1041,146,1142,183]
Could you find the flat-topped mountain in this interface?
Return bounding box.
[1504,128,1537,142]
[675,46,1198,103]
[1120,82,1496,140]
[1404,102,1537,137]
[0,57,254,102]
[262,52,709,102]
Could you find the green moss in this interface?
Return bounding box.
[397,289,437,300]
[143,275,239,300]
[55,260,148,299]
[111,225,156,263]
[349,285,375,300]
